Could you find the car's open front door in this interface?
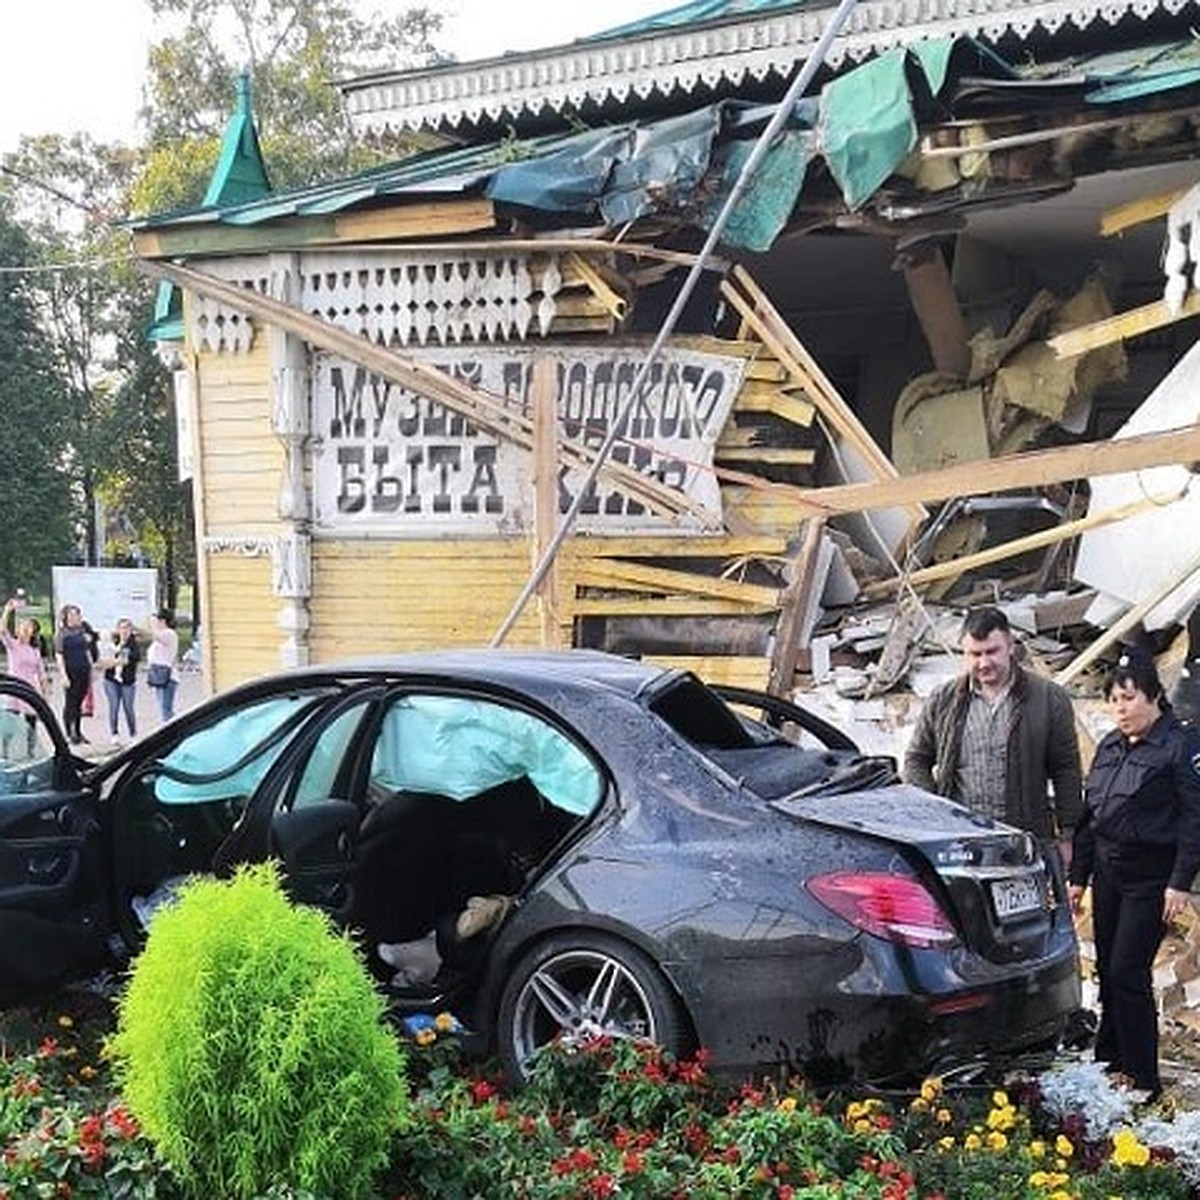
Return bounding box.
[0,678,108,1000]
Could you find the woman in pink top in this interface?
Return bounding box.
[1,595,47,757]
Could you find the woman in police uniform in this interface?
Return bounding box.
[1068,651,1200,1098]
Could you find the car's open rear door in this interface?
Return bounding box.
[0,678,108,1000]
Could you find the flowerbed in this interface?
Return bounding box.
[4,991,1200,1199]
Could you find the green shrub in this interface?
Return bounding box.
[106,862,407,1200]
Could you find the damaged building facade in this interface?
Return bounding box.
[132,0,1200,698]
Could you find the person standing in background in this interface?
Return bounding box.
[0,594,47,757]
[902,605,1083,850]
[101,617,141,745]
[147,609,180,723]
[54,604,98,745]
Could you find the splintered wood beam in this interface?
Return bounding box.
[722,265,925,532]
[716,447,816,466]
[575,559,780,607]
[734,379,815,426]
[566,252,627,321]
[1050,294,1200,358]
[861,491,1187,597]
[574,535,788,557]
[142,259,716,526]
[784,423,1200,518]
[572,597,777,616]
[531,357,561,648]
[1100,186,1190,237]
[768,517,826,697]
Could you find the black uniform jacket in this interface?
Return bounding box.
[1070,712,1200,893]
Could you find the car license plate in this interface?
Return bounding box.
[990,875,1044,919]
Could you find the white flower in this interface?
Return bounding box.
[1036,1058,1136,1138]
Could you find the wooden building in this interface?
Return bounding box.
[131,0,1200,693]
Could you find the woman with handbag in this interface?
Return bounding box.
[146,609,180,724]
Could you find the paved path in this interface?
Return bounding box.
[49,667,210,755]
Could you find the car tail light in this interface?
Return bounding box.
[807,871,958,948]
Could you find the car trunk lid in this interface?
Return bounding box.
[771,782,1060,964]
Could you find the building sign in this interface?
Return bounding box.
[311,345,745,536]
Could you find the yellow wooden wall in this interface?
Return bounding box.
[196,342,283,533]
[189,329,805,693]
[193,340,288,690]
[309,540,545,657]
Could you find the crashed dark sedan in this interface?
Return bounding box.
[0,649,1080,1084]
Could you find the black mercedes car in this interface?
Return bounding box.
[0,649,1080,1084]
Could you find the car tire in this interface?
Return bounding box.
[497,931,691,1083]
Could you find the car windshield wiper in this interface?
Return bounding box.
[781,755,898,799]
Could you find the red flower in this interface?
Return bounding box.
[622,1150,645,1174]
[37,1037,59,1059]
[470,1078,497,1103]
[587,1173,618,1198]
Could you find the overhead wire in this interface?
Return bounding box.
[490,0,863,646]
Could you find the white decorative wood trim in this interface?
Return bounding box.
[187,249,563,354]
[202,535,277,556]
[341,0,1186,134]
[200,533,312,599]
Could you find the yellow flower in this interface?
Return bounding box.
[777,1096,798,1113]
[1110,1128,1151,1168]
[992,1089,1010,1109]
[987,1103,1017,1131]
[1030,1140,1047,1159]
[964,1133,983,1151]
[78,1064,98,1081]
[935,1107,953,1125]
[909,1096,929,1113]
[920,1077,943,1102]
[937,1136,956,1151]
[1055,1134,1074,1158]
[434,1012,457,1032]
[415,1028,437,1046]
[56,1014,74,1029]
[853,1118,873,1134]
[1047,1192,1073,1200]
[1029,1170,1070,1189]
[986,1130,1009,1151]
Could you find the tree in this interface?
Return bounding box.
[0,191,75,598]
[133,0,446,213]
[4,134,150,571]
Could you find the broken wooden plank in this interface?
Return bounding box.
[572,596,777,616]
[734,379,816,426]
[1056,547,1200,686]
[531,357,561,648]
[143,260,715,526]
[1050,294,1200,359]
[1100,186,1190,237]
[716,447,816,466]
[861,491,1186,596]
[784,424,1200,518]
[575,560,780,607]
[566,252,627,321]
[768,518,827,697]
[722,264,925,535]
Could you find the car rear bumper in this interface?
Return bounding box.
[671,943,1081,1086]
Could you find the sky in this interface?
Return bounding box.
[0,0,670,154]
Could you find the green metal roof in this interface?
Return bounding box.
[133,34,1200,254]
[203,73,272,208]
[592,0,813,41]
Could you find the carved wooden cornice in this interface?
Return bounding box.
[341,0,1187,135]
